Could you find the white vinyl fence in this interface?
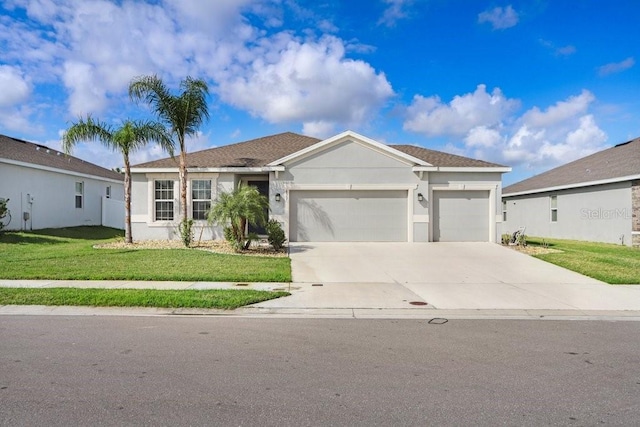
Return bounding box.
[101,197,125,230]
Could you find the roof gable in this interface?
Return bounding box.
[0,134,124,181]
[269,130,432,167]
[504,137,640,195]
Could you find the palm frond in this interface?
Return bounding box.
[62,115,114,154]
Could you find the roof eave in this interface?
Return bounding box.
[503,173,640,197]
[424,166,511,173]
[130,166,285,174]
[0,157,124,183]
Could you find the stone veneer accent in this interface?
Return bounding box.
[633,180,640,247]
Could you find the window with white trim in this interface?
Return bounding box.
[192,180,212,220]
[75,182,83,209]
[155,180,174,221]
[550,195,558,222]
[502,200,507,222]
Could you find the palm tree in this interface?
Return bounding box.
[128,75,209,236]
[62,116,173,244]
[208,185,269,251]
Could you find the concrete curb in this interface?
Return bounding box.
[2,304,640,321]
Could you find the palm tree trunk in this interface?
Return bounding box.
[124,157,132,244]
[179,149,188,222]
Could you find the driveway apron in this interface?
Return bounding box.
[262,242,640,311]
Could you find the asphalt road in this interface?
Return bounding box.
[1,316,639,426]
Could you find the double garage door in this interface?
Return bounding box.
[289,189,490,242]
[290,190,408,242]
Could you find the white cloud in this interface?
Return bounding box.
[217,35,394,129]
[302,121,336,139]
[2,0,391,136]
[378,0,413,27]
[504,114,607,168]
[0,65,31,107]
[598,57,635,76]
[404,84,519,136]
[0,65,37,132]
[556,45,576,56]
[520,90,594,128]
[478,5,519,30]
[539,39,576,56]
[503,96,607,168]
[404,86,608,170]
[465,126,503,148]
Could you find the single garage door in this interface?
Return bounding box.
[433,190,489,242]
[290,190,407,242]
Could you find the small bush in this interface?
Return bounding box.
[179,218,194,247]
[0,198,9,232]
[266,219,286,250]
[223,226,234,243]
[501,233,511,245]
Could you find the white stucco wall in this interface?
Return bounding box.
[130,171,233,241]
[0,162,123,231]
[502,181,632,246]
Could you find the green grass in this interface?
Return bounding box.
[0,287,289,309]
[0,226,291,282]
[527,237,640,284]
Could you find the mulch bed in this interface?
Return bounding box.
[94,239,288,257]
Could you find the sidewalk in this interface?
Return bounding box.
[1,280,640,320]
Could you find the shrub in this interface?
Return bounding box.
[179,218,194,247]
[501,233,511,245]
[223,226,234,243]
[266,219,286,250]
[0,198,10,232]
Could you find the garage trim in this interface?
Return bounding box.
[429,184,498,243]
[285,184,418,242]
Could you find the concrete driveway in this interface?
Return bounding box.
[254,242,640,311]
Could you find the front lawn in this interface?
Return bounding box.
[0,287,288,309]
[0,227,291,282]
[526,237,640,284]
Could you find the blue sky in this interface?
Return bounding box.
[1,0,638,185]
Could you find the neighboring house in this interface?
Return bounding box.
[130,130,510,243]
[502,137,640,247]
[0,134,125,231]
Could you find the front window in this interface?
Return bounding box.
[192,180,211,220]
[155,180,174,221]
[75,182,83,209]
[550,195,558,222]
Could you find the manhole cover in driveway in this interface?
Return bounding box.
[409,301,428,306]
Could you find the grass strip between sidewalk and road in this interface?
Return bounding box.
[527,237,640,284]
[0,227,291,282]
[0,287,289,309]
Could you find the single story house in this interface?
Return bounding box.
[0,134,125,231]
[502,137,640,247]
[130,130,511,243]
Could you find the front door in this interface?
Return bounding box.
[247,180,269,235]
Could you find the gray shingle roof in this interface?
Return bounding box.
[133,132,322,168]
[0,134,124,181]
[133,131,505,169]
[391,144,506,167]
[503,137,640,195]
